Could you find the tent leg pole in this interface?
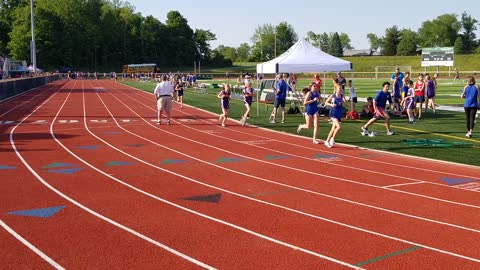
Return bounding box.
[256,79,259,117]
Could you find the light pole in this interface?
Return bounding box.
[274,32,277,58]
[260,35,263,61]
[30,0,37,73]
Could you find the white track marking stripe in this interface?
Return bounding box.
[1,219,65,269]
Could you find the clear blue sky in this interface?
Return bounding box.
[130,0,479,50]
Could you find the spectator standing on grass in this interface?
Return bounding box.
[348,80,357,112]
[154,75,174,125]
[218,84,232,127]
[336,72,346,92]
[405,80,416,124]
[289,73,297,90]
[270,73,288,124]
[425,74,436,113]
[324,84,347,148]
[392,72,401,111]
[297,83,322,144]
[314,73,323,92]
[414,74,426,120]
[461,76,479,138]
[391,67,405,88]
[174,78,184,109]
[360,82,395,136]
[401,71,411,108]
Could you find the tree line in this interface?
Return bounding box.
[367,12,478,56]
[0,1,478,71]
[0,0,225,71]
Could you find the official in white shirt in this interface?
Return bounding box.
[154,75,174,125]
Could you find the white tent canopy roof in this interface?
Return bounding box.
[256,39,353,74]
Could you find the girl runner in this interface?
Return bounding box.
[325,84,347,148]
[217,84,231,127]
[297,83,322,144]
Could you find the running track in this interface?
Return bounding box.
[1,79,480,269]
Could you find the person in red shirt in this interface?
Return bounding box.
[314,73,323,92]
[414,74,425,120]
[362,97,375,118]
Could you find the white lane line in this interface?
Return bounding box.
[4,85,64,269]
[94,83,480,263]
[1,219,65,269]
[114,89,480,214]
[383,182,427,188]
[9,82,215,270]
[0,87,52,118]
[124,84,480,184]
[84,82,363,269]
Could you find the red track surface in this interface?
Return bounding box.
[1,80,479,269]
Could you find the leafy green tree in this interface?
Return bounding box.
[318,33,330,52]
[339,33,353,50]
[140,16,165,64]
[0,0,25,54]
[366,33,383,52]
[418,14,461,47]
[250,22,297,61]
[305,31,330,52]
[306,31,320,47]
[214,45,237,62]
[250,23,275,61]
[7,4,30,61]
[166,10,195,65]
[397,29,418,56]
[209,50,232,67]
[383,26,401,56]
[275,21,297,56]
[454,36,465,54]
[236,43,250,62]
[194,29,216,63]
[328,32,343,56]
[460,12,478,54]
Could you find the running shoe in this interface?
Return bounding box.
[297,124,302,134]
[324,140,332,148]
[361,126,369,136]
[329,138,335,146]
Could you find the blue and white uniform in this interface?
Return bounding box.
[305,91,319,116]
[330,93,344,121]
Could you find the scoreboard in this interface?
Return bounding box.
[421,47,454,67]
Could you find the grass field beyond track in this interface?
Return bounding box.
[122,80,479,167]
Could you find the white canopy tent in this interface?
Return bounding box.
[255,39,353,115]
[256,39,352,74]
